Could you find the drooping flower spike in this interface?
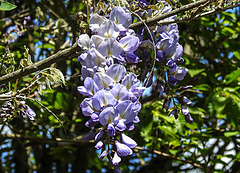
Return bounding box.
[77,1,192,172]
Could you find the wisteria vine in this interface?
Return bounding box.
[77,0,192,172]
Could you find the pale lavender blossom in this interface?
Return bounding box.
[97,20,120,38]
[89,13,106,32]
[99,107,118,126]
[181,105,189,115]
[112,152,121,165]
[109,7,132,33]
[115,141,133,157]
[120,133,137,148]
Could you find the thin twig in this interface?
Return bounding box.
[0,133,93,145]
[0,42,81,85]
[26,97,67,135]
[131,12,157,92]
[134,146,203,169]
[129,0,210,29]
[157,3,240,26]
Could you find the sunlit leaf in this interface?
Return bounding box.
[0,1,17,11]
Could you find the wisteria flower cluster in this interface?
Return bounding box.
[77,6,143,171]
[77,0,192,171]
[150,2,193,123]
[2,16,32,44]
[0,100,36,121]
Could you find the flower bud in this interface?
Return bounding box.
[163,98,171,111]
[115,141,133,157]
[95,141,104,150]
[181,105,189,116]
[112,152,121,165]
[121,133,137,149]
[185,114,193,124]
[183,96,192,105]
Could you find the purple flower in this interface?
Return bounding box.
[181,105,189,115]
[107,123,116,136]
[100,150,107,159]
[122,73,140,91]
[26,105,36,120]
[121,133,137,148]
[159,85,164,97]
[169,109,176,117]
[172,44,184,63]
[116,100,137,124]
[133,116,140,123]
[93,72,114,90]
[95,140,104,149]
[156,50,164,62]
[79,48,106,68]
[97,38,122,58]
[115,120,126,131]
[97,20,120,38]
[106,64,126,82]
[83,131,95,141]
[115,141,133,157]
[119,36,140,52]
[126,122,135,131]
[109,7,132,32]
[170,109,178,119]
[95,129,104,141]
[174,67,188,80]
[91,35,104,48]
[139,40,154,49]
[168,76,177,86]
[125,52,139,63]
[163,98,171,111]
[78,34,91,50]
[89,13,105,32]
[90,113,99,122]
[185,114,193,124]
[138,0,149,8]
[93,90,117,107]
[80,98,101,116]
[181,85,193,90]
[77,77,99,97]
[183,96,192,105]
[112,152,121,165]
[111,84,129,102]
[85,119,99,128]
[99,107,119,126]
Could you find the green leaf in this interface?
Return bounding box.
[233,51,240,60]
[193,84,212,91]
[185,122,198,130]
[222,27,235,35]
[75,118,82,123]
[213,96,228,114]
[236,151,240,160]
[153,110,174,123]
[224,131,240,137]
[169,149,179,156]
[188,69,205,78]
[48,115,60,124]
[0,1,17,11]
[224,70,240,84]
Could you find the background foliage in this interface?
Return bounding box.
[0,0,240,172]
